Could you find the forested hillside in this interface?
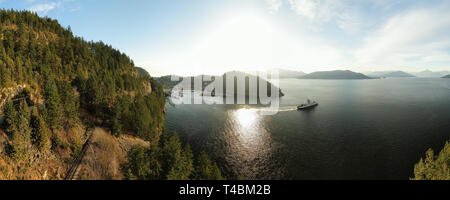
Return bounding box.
[0,9,165,139]
[157,71,285,99]
[0,10,222,180]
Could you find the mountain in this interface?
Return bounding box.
[412,70,450,78]
[299,70,371,79]
[383,71,415,77]
[156,71,285,98]
[367,71,415,78]
[244,69,306,79]
[277,69,306,79]
[0,10,222,180]
[443,75,450,78]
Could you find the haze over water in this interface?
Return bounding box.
[165,78,450,179]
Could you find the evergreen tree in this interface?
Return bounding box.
[160,132,182,177]
[3,101,18,138]
[195,151,225,180]
[30,107,51,151]
[44,79,62,129]
[167,144,194,180]
[10,101,32,160]
[57,80,79,127]
[412,141,450,180]
[124,145,151,180]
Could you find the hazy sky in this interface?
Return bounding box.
[1,0,450,76]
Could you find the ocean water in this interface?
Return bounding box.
[165,78,450,179]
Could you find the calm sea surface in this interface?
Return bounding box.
[165,78,450,179]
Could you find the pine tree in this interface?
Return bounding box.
[124,145,151,180]
[57,80,79,127]
[195,151,225,180]
[10,101,32,160]
[412,141,450,180]
[44,79,62,129]
[30,107,51,151]
[110,101,123,137]
[3,101,18,138]
[166,144,194,180]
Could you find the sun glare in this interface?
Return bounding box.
[190,14,277,73]
[186,13,344,75]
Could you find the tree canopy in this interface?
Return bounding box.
[412,141,450,180]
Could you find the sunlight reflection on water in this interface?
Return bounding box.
[222,108,277,179]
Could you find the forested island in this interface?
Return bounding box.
[0,10,223,180]
[157,71,285,98]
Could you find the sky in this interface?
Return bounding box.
[1,0,450,76]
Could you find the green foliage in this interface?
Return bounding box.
[124,145,161,180]
[412,141,450,180]
[44,79,62,129]
[0,9,165,141]
[195,151,225,180]
[124,132,224,180]
[3,101,18,138]
[30,107,51,151]
[57,80,79,127]
[0,9,174,178]
[5,100,32,160]
[160,132,194,180]
[167,144,194,180]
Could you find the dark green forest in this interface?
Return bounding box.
[0,10,222,180]
[412,141,449,180]
[0,9,164,144]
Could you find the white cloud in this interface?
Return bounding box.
[355,4,450,70]
[285,0,366,34]
[28,2,62,14]
[267,0,283,13]
[288,0,318,19]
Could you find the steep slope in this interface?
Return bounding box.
[299,70,370,79]
[0,10,165,179]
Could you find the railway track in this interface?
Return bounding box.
[65,128,94,180]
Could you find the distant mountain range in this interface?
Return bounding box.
[366,71,415,78]
[244,69,306,79]
[412,70,450,78]
[365,70,450,78]
[159,69,450,82]
[276,69,307,79]
[299,70,371,79]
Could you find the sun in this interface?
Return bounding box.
[189,14,277,74]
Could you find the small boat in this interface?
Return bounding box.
[297,99,318,110]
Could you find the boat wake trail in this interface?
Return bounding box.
[254,106,298,113]
[276,106,299,112]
